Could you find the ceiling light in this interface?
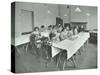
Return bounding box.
[57,16,60,17]
[75,7,82,12]
[64,14,67,16]
[47,10,51,14]
[86,13,90,16]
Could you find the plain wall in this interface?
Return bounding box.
[59,5,70,23]
[70,5,97,30]
[15,2,58,38]
[14,2,97,39]
[60,5,97,30]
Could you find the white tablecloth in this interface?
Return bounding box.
[15,34,30,46]
[14,31,50,46]
[52,32,90,59]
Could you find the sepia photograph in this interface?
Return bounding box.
[11,2,98,73]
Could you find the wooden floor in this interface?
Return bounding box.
[15,41,97,73]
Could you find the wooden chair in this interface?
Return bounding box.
[53,49,67,70]
[29,34,40,57]
[57,50,67,70]
[39,37,52,68]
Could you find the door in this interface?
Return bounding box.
[56,17,63,27]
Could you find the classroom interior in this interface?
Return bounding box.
[11,2,97,73]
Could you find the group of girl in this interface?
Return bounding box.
[30,24,79,46]
[29,24,84,69]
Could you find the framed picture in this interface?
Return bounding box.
[11,1,98,73]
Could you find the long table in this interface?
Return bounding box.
[51,32,90,69]
[13,32,90,59]
[14,31,50,46]
[13,31,50,54]
[11,34,31,55]
[15,34,30,46]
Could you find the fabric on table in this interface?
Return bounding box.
[52,32,90,59]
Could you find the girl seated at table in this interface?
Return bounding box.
[73,25,79,35]
[30,27,42,48]
[40,25,46,32]
[60,26,73,41]
[57,25,63,33]
[79,25,85,32]
[49,25,60,43]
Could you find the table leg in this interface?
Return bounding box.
[86,39,89,46]
[57,53,61,68]
[15,47,21,56]
[45,62,48,68]
[63,59,67,70]
[23,45,25,50]
[77,49,81,55]
[72,55,77,68]
[25,43,29,52]
[82,44,85,52]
